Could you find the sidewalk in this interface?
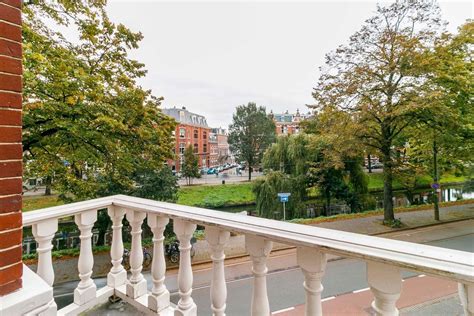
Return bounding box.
[310,202,474,235]
[274,275,461,316]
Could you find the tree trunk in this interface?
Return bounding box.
[382,146,394,222]
[248,166,252,181]
[45,175,52,196]
[367,154,372,173]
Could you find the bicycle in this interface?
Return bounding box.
[122,247,152,270]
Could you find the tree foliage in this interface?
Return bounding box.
[256,132,369,219]
[228,102,276,180]
[253,171,306,219]
[22,1,176,201]
[181,145,200,186]
[311,1,444,221]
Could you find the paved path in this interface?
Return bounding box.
[311,202,474,235]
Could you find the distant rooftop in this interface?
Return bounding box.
[270,109,312,123]
[163,106,208,127]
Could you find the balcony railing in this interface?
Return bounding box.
[21,195,473,316]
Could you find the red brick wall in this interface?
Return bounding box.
[0,0,22,296]
[171,124,210,172]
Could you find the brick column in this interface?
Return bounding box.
[0,0,23,296]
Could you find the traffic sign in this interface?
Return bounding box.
[277,192,291,202]
[277,193,291,221]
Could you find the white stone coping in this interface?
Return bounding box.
[0,265,53,316]
[23,195,474,284]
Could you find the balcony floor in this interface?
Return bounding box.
[84,300,147,316]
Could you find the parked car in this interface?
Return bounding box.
[371,162,383,169]
[207,168,217,174]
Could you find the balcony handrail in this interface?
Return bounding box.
[23,194,474,284]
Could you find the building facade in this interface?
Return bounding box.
[269,109,312,136]
[212,127,232,164]
[208,131,218,167]
[163,107,211,172]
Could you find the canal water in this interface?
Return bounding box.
[214,182,474,214]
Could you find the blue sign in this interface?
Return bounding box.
[277,192,291,203]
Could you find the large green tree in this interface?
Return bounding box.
[228,102,276,181]
[413,21,474,219]
[22,1,176,201]
[312,1,443,221]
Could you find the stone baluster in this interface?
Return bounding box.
[148,214,170,313]
[125,210,147,299]
[32,218,59,314]
[367,261,402,316]
[74,210,98,305]
[458,283,474,316]
[174,219,197,316]
[206,227,230,316]
[297,247,327,316]
[245,235,273,316]
[107,206,127,288]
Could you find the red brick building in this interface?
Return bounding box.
[208,131,218,167]
[0,0,23,296]
[212,127,232,164]
[163,107,211,172]
[269,109,312,136]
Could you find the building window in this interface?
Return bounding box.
[179,128,186,138]
[203,143,207,153]
[194,143,198,153]
[203,131,207,140]
[194,130,198,139]
[179,143,185,154]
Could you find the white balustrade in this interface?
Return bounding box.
[206,227,230,316]
[107,206,127,288]
[148,213,171,313]
[174,219,197,316]
[246,235,273,316]
[459,283,474,316]
[32,218,59,314]
[367,261,402,316]
[297,247,327,316]
[74,210,98,305]
[125,210,147,299]
[18,195,474,316]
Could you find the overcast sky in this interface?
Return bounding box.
[106,1,472,128]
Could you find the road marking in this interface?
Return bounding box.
[322,296,336,302]
[353,287,370,293]
[418,274,426,278]
[272,307,295,314]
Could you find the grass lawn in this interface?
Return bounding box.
[367,172,468,191]
[23,195,64,212]
[177,183,255,208]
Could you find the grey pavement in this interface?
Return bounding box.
[400,294,464,316]
[312,202,474,235]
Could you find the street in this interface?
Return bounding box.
[177,168,263,186]
[52,219,474,314]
